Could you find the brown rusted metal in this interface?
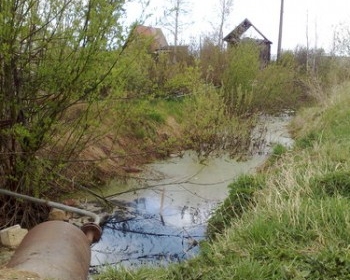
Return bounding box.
[81,222,102,244]
[7,220,91,280]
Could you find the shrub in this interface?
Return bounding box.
[199,36,229,86]
[222,42,260,115]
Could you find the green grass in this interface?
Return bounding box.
[207,174,266,240]
[154,98,186,120]
[310,170,350,197]
[95,81,350,279]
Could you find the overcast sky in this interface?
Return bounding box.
[125,0,350,55]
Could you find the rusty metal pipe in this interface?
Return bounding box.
[1,189,104,279]
[7,221,92,280]
[0,188,100,225]
[0,188,103,243]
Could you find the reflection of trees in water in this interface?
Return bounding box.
[91,205,205,270]
[91,176,224,270]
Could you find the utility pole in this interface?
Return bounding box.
[277,0,284,61]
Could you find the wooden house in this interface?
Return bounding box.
[132,25,169,53]
[223,18,272,66]
[132,25,190,64]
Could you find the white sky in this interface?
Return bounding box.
[125,0,350,55]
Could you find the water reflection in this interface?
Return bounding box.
[90,113,294,271]
[91,197,205,269]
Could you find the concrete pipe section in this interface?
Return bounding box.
[7,221,97,280]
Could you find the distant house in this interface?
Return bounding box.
[132,25,169,53]
[223,18,272,66]
[132,25,190,64]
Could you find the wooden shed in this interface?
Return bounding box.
[224,18,272,66]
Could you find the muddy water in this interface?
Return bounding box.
[90,113,294,271]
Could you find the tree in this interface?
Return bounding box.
[161,0,191,62]
[332,22,350,56]
[216,0,234,49]
[198,0,233,84]
[199,35,228,85]
[0,0,126,228]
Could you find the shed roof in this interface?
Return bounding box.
[133,25,168,51]
[223,18,272,45]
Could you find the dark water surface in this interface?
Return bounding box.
[90,113,294,272]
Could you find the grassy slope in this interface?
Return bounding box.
[95,82,350,279]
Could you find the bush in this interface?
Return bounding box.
[163,64,202,96]
[222,42,260,115]
[221,46,317,115]
[256,67,308,111]
[199,37,229,86]
[181,83,227,156]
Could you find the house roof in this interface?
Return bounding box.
[223,18,272,44]
[133,25,168,51]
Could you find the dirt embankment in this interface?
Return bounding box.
[65,116,183,187]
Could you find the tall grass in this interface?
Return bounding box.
[95,82,350,279]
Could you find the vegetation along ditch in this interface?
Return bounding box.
[2,1,350,279]
[93,84,350,279]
